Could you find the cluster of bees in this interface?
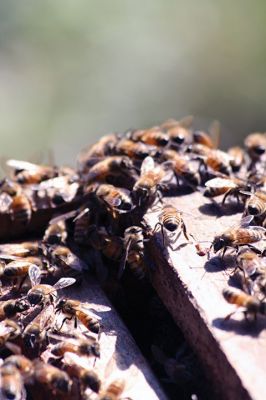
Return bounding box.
[0,116,265,399]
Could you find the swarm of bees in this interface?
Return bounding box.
[0,117,265,399]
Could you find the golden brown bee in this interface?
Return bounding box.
[3,355,34,382]
[212,216,266,257]
[0,242,41,258]
[119,226,147,279]
[94,184,134,214]
[227,146,245,172]
[0,363,26,400]
[48,245,86,273]
[6,159,59,184]
[204,177,248,204]
[245,190,266,217]
[160,115,193,145]
[132,156,170,207]
[222,288,266,320]
[237,247,263,277]
[23,304,54,351]
[63,352,101,393]
[84,156,134,184]
[130,127,169,147]
[77,133,119,172]
[244,132,266,162]
[114,138,160,160]
[0,319,22,347]
[43,220,68,244]
[98,378,126,400]
[55,298,101,335]
[0,298,29,321]
[27,265,76,306]
[153,205,190,250]
[33,360,72,395]
[162,149,200,187]
[49,335,100,358]
[193,120,220,149]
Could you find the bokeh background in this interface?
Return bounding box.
[0,1,266,166]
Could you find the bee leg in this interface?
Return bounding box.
[74,316,78,329]
[221,247,227,259]
[224,309,238,321]
[181,221,190,241]
[17,275,27,291]
[58,316,72,331]
[221,189,232,205]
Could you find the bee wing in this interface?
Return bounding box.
[0,324,14,336]
[39,305,54,330]
[178,115,194,128]
[52,277,76,291]
[205,177,237,188]
[64,352,93,369]
[103,194,122,207]
[73,207,90,222]
[66,253,87,272]
[140,156,154,175]
[49,210,78,225]
[77,307,102,321]
[29,264,42,287]
[58,182,79,202]
[0,192,12,213]
[208,120,220,148]
[6,159,40,171]
[39,176,66,189]
[240,215,254,227]
[0,244,30,257]
[0,254,20,261]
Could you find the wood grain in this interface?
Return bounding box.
[145,191,266,400]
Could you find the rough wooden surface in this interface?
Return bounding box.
[145,191,266,400]
[61,275,167,400]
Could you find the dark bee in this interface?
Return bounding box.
[0,299,29,321]
[83,156,134,184]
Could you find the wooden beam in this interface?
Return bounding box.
[145,191,266,400]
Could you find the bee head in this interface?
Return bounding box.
[52,375,71,394]
[213,237,226,253]
[253,145,265,156]
[27,290,43,306]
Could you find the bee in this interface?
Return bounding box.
[102,235,124,261]
[211,216,266,257]
[227,146,245,172]
[35,175,80,207]
[245,190,266,217]
[84,156,134,184]
[193,120,220,149]
[47,245,86,273]
[0,299,29,321]
[55,298,101,335]
[162,150,200,187]
[6,159,59,184]
[43,220,68,244]
[63,352,101,393]
[3,355,34,382]
[77,133,119,172]
[114,138,160,160]
[153,205,191,250]
[118,226,147,279]
[0,363,26,400]
[132,156,170,207]
[244,132,266,163]
[0,319,22,347]
[49,334,100,358]
[129,127,169,147]
[222,288,266,320]
[160,115,193,145]
[204,177,248,204]
[0,242,41,258]
[23,305,54,351]
[98,378,127,400]
[93,184,134,214]
[27,265,76,306]
[237,247,263,277]
[33,360,72,395]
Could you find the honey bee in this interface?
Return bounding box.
[93,184,134,214]
[55,298,101,335]
[227,146,245,172]
[33,360,72,395]
[77,133,119,172]
[160,115,193,145]
[204,177,248,204]
[0,299,29,321]
[193,120,220,149]
[0,363,26,400]
[27,265,76,306]
[244,132,266,163]
[43,220,68,244]
[153,204,191,250]
[47,245,86,273]
[98,378,127,400]
[222,288,266,320]
[0,242,41,258]
[132,156,170,207]
[162,150,200,187]
[6,159,60,184]
[63,352,101,393]
[211,216,266,257]
[3,355,34,382]
[245,190,266,217]
[129,127,169,147]
[49,334,100,358]
[84,156,134,184]
[114,138,160,160]
[119,226,147,279]
[1,258,45,289]
[23,304,54,352]
[237,247,263,277]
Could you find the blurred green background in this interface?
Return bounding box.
[0,1,266,165]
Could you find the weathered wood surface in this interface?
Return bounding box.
[61,275,167,400]
[146,191,266,400]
